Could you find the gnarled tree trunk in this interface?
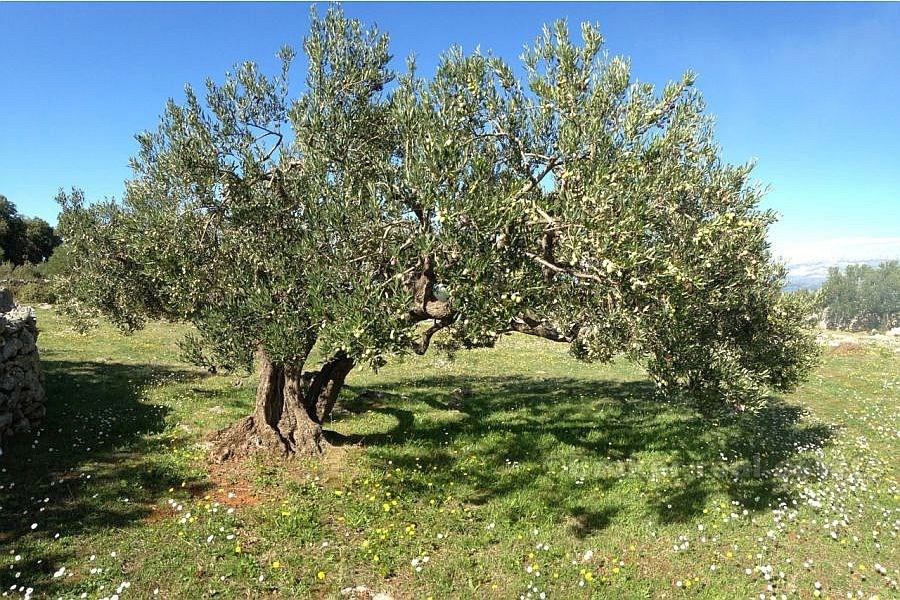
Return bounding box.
[210,255,571,462]
[211,349,353,461]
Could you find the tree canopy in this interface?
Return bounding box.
[55,7,818,458]
[0,195,61,265]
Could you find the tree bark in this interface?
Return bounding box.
[304,352,355,423]
[210,349,353,462]
[210,252,576,462]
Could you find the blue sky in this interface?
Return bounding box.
[1,2,898,267]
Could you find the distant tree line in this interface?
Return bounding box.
[0,194,64,304]
[819,261,900,331]
[0,194,61,265]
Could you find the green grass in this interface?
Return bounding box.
[1,309,897,599]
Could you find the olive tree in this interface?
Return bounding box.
[55,7,818,460]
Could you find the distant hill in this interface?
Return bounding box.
[776,238,900,291]
[784,259,889,291]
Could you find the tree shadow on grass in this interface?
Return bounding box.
[0,359,212,593]
[331,376,833,537]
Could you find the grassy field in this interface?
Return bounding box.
[1,309,897,599]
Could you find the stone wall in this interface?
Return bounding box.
[0,288,46,447]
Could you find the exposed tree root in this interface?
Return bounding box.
[209,349,349,462]
[209,415,327,462]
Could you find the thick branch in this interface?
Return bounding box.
[403,254,579,351]
[303,352,355,423]
[540,230,556,280]
[524,251,608,285]
[507,312,577,343]
[407,256,453,321]
[414,320,450,355]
